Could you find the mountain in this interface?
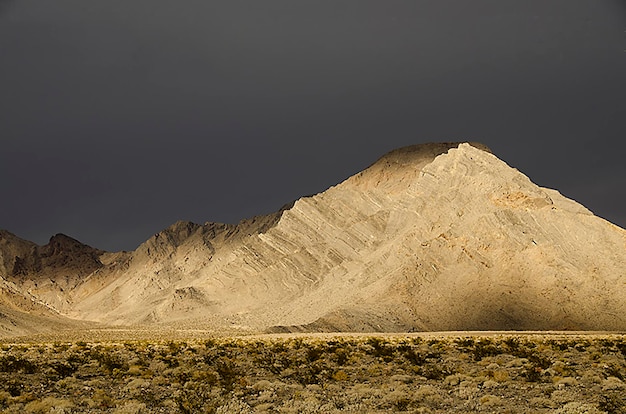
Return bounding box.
[1,142,625,336]
[0,231,98,335]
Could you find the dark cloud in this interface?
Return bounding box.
[1,0,624,251]
[0,0,14,14]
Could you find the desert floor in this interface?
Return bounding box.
[0,331,625,413]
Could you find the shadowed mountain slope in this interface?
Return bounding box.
[1,142,625,336]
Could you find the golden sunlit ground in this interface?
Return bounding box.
[0,332,625,413]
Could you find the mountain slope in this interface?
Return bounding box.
[1,142,625,335]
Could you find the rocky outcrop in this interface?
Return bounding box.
[0,232,104,279]
[0,230,37,277]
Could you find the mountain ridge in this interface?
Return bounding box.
[1,142,624,336]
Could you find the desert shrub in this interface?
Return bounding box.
[332,370,348,381]
[574,340,591,352]
[126,378,151,397]
[66,350,90,367]
[502,337,520,352]
[364,337,395,361]
[166,340,186,355]
[415,385,444,407]
[547,339,575,351]
[113,400,148,414]
[175,380,219,414]
[252,349,285,375]
[305,345,325,363]
[604,365,625,381]
[0,355,38,374]
[615,340,626,357]
[47,361,76,378]
[521,363,544,383]
[158,353,180,369]
[92,350,128,373]
[4,379,26,397]
[491,369,510,382]
[204,338,217,348]
[88,389,115,409]
[552,360,575,377]
[126,364,143,376]
[52,343,70,352]
[598,393,626,414]
[397,344,428,366]
[191,366,219,385]
[480,394,502,407]
[599,339,617,351]
[518,349,553,383]
[419,363,454,380]
[216,398,252,414]
[470,338,502,361]
[454,337,475,348]
[290,360,326,385]
[426,340,446,357]
[383,388,412,411]
[0,391,12,410]
[326,343,350,366]
[214,357,242,391]
[24,397,73,414]
[75,340,88,348]
[498,338,538,359]
[555,402,604,414]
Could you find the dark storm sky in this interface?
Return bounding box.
[1,1,625,252]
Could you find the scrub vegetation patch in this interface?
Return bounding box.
[0,334,624,413]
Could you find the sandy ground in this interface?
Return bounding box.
[3,327,624,344]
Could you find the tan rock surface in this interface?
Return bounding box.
[0,142,624,336]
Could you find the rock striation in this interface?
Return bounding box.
[1,142,625,336]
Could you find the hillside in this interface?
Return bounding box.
[1,142,624,336]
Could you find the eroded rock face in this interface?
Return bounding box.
[0,230,37,277]
[1,232,104,279]
[1,142,625,335]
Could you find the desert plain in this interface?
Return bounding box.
[1,330,626,413]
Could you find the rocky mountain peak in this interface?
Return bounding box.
[3,233,105,279]
[372,141,491,169]
[44,233,95,255]
[138,220,202,255]
[350,141,491,190]
[158,221,201,243]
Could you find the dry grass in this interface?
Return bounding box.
[0,333,625,413]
